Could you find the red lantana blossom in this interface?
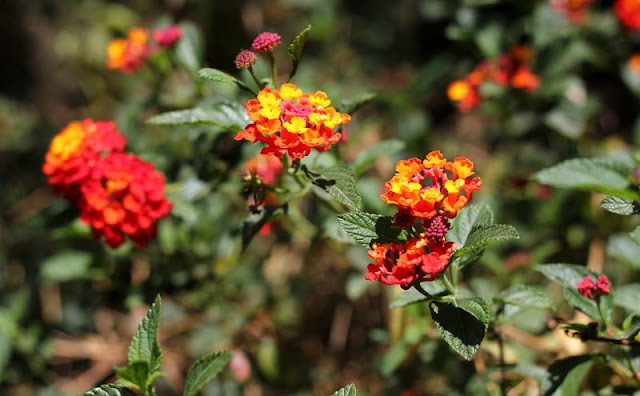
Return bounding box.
[107,28,151,73]
[615,0,640,29]
[78,152,172,248]
[43,119,126,201]
[234,83,351,158]
[252,32,281,53]
[152,25,182,48]
[550,0,594,24]
[447,45,540,112]
[577,275,611,300]
[366,237,456,289]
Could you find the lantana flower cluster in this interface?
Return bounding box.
[43,119,172,247]
[234,83,351,158]
[447,45,540,112]
[365,151,482,289]
[615,0,640,29]
[577,275,611,300]
[549,0,594,23]
[107,25,182,73]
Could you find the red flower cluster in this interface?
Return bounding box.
[577,275,611,299]
[252,32,282,53]
[550,0,594,23]
[234,83,351,158]
[107,25,182,73]
[79,153,172,248]
[447,45,540,112]
[43,120,171,248]
[615,0,640,29]
[366,152,482,289]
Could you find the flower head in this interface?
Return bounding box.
[550,0,594,23]
[252,32,281,53]
[366,237,456,289]
[615,0,640,29]
[234,83,351,158]
[43,119,126,201]
[381,151,481,219]
[107,27,151,73]
[235,49,258,69]
[152,25,182,48]
[577,274,611,300]
[78,152,172,248]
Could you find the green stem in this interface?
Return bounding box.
[442,275,456,295]
[248,65,263,90]
[413,282,433,299]
[597,297,613,330]
[268,51,278,87]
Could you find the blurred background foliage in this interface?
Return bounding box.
[3,0,640,395]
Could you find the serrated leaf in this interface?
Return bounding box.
[115,361,150,391]
[600,196,639,215]
[84,385,138,396]
[40,250,92,283]
[448,204,494,247]
[563,287,602,320]
[541,355,595,396]
[287,25,311,80]
[533,158,638,200]
[340,92,377,114]
[454,224,519,257]
[183,351,234,396]
[614,284,640,312]
[319,165,363,211]
[389,280,447,308]
[148,102,250,131]
[128,296,163,373]
[496,285,555,311]
[430,297,489,360]
[198,68,254,94]
[336,212,409,246]
[330,383,356,396]
[353,139,405,176]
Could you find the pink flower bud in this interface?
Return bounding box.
[234,49,257,69]
[595,275,610,295]
[577,276,596,299]
[252,32,281,53]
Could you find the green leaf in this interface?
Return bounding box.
[630,226,640,245]
[115,361,150,391]
[175,22,203,72]
[287,25,311,80]
[84,385,138,396]
[430,297,489,360]
[563,288,601,320]
[148,102,250,131]
[330,383,356,396]
[353,139,405,176]
[600,196,639,215]
[607,233,640,269]
[496,285,555,311]
[127,295,163,373]
[319,165,363,211]
[336,212,409,246]
[614,284,640,312]
[541,355,595,396]
[453,224,519,257]
[340,92,377,114]
[198,68,254,94]
[40,251,92,283]
[389,280,447,308]
[535,263,593,288]
[183,351,234,396]
[448,204,494,247]
[532,158,638,200]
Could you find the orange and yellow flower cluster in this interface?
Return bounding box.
[447,45,540,112]
[549,0,594,23]
[43,120,171,248]
[365,152,482,289]
[107,25,182,73]
[615,0,640,29]
[234,83,351,158]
